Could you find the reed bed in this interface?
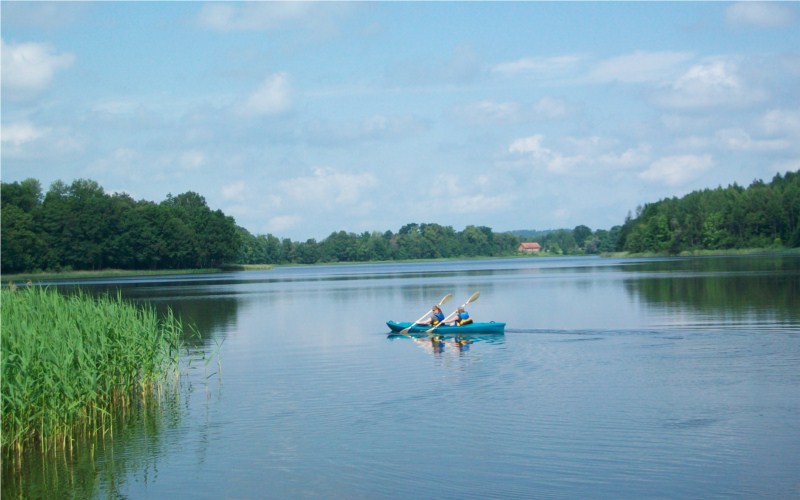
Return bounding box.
[1,286,185,456]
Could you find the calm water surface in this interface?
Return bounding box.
[4,255,800,498]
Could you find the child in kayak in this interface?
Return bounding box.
[452,306,473,326]
[418,305,445,326]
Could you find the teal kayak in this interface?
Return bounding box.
[386,320,505,335]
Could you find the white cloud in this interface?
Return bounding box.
[509,134,648,175]
[492,55,582,78]
[266,214,303,234]
[431,173,514,214]
[455,97,571,125]
[454,100,521,124]
[653,59,765,109]
[589,50,693,84]
[508,134,578,174]
[222,181,248,200]
[195,2,351,39]
[240,73,292,116]
[1,39,74,99]
[449,193,513,214]
[1,121,81,160]
[597,146,651,168]
[280,167,377,209]
[509,134,544,154]
[758,108,800,138]
[1,122,46,147]
[715,128,789,152]
[197,2,313,32]
[509,134,561,168]
[180,150,207,170]
[726,2,797,28]
[639,154,713,186]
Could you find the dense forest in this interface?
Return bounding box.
[1,179,240,273]
[618,171,799,253]
[1,171,798,274]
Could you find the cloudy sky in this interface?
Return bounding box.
[3,2,799,240]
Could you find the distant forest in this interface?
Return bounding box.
[1,171,798,274]
[618,171,799,253]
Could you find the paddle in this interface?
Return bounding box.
[399,293,453,335]
[426,291,480,334]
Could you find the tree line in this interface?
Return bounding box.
[237,223,522,265]
[1,177,606,274]
[2,171,797,273]
[1,179,240,273]
[617,171,800,254]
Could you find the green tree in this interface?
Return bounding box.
[1,179,46,273]
[0,204,44,273]
[619,172,799,252]
[460,225,489,256]
[573,225,592,249]
[321,231,358,262]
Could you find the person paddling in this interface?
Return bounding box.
[452,306,473,326]
[419,305,445,326]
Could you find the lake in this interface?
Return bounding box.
[3,255,800,498]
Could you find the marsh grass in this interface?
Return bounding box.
[2,388,182,499]
[1,286,186,457]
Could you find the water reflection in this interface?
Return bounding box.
[1,390,183,499]
[146,297,239,347]
[50,282,241,347]
[387,333,505,359]
[623,255,800,325]
[10,255,799,498]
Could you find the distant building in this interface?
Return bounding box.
[517,242,541,253]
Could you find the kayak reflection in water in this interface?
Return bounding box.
[453,337,473,351]
[413,335,473,355]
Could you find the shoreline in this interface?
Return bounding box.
[4,248,797,283]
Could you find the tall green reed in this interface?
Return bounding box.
[1,286,185,456]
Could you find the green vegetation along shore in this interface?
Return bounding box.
[2,171,798,275]
[1,286,187,456]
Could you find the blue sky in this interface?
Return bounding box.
[3,2,799,241]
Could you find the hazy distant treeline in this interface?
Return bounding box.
[237,223,523,265]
